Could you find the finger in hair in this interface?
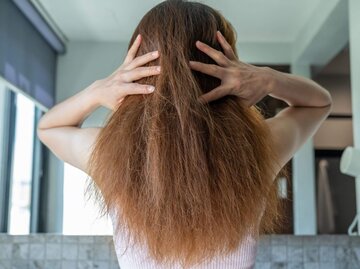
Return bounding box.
[122,66,161,82]
[216,31,237,60]
[189,61,223,79]
[195,40,229,67]
[126,50,160,70]
[197,85,228,103]
[123,34,142,65]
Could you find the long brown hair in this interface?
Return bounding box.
[86,0,286,267]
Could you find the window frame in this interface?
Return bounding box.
[30,107,45,233]
[0,87,46,233]
[0,89,16,232]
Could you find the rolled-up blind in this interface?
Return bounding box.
[0,0,57,108]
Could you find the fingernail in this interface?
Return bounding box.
[148,86,155,92]
[156,66,161,72]
[152,50,159,56]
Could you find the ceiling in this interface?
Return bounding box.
[32,0,322,43]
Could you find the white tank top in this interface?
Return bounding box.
[109,207,263,269]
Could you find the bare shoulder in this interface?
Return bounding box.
[265,105,331,175]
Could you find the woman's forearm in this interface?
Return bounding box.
[264,67,332,107]
[37,85,100,130]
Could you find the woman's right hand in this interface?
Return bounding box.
[189,31,274,107]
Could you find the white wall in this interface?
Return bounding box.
[56,41,129,126]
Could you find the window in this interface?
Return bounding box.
[63,163,113,235]
[8,93,35,234]
[0,81,44,234]
[1,80,112,235]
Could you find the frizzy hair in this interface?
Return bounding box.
[85,0,287,267]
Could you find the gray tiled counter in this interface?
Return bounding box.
[0,234,359,269]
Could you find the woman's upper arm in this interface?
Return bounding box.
[265,105,332,175]
[37,127,101,174]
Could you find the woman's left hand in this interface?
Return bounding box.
[88,34,161,111]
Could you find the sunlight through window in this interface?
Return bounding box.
[8,93,35,234]
[63,163,113,235]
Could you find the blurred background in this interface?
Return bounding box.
[0,0,358,236]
